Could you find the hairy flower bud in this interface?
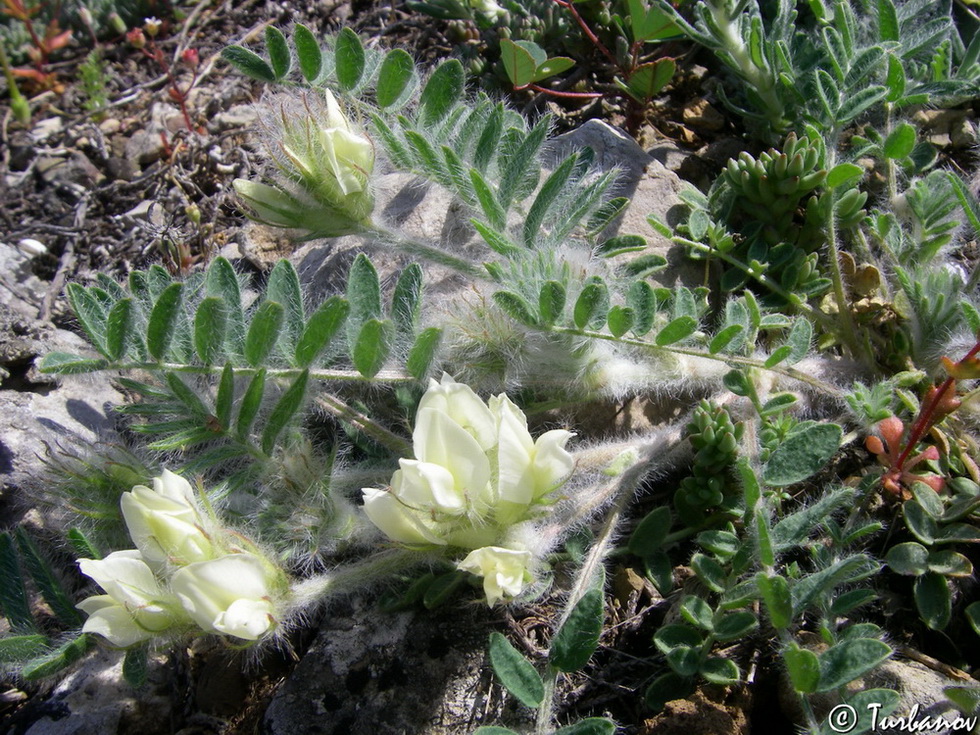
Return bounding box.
[77,551,183,647]
[270,90,375,227]
[120,469,214,568]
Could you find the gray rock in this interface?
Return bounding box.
[262,593,512,735]
[0,242,46,320]
[18,649,172,735]
[0,304,125,502]
[548,119,697,288]
[124,130,166,168]
[290,172,475,305]
[212,104,259,132]
[865,658,979,735]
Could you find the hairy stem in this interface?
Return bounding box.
[315,394,412,456]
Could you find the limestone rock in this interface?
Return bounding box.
[13,649,173,735]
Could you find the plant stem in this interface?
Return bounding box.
[549,325,843,396]
[894,339,980,469]
[100,362,416,383]
[553,0,622,73]
[286,548,425,612]
[370,228,486,279]
[315,394,412,456]
[822,140,870,366]
[533,428,690,734]
[679,237,835,330]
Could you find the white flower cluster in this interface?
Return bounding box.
[77,471,286,647]
[363,375,575,605]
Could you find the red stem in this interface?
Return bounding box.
[894,339,980,469]
[525,83,603,99]
[553,0,623,73]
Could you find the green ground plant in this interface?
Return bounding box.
[4,2,980,732]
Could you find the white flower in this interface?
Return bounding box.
[470,0,505,19]
[171,554,280,640]
[362,375,575,551]
[77,550,181,647]
[457,546,532,606]
[491,394,575,524]
[120,469,214,568]
[417,373,497,450]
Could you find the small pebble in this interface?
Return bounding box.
[17,238,47,256]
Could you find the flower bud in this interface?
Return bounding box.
[120,469,215,568]
[233,178,366,237]
[181,48,200,70]
[108,12,127,35]
[272,90,375,226]
[170,553,284,640]
[127,28,146,49]
[457,546,532,606]
[77,550,183,647]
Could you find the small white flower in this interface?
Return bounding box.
[77,550,181,647]
[457,546,532,606]
[170,554,280,640]
[120,469,214,568]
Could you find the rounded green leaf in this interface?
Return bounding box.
[420,60,464,126]
[654,624,702,654]
[607,305,635,338]
[334,27,365,91]
[244,301,284,367]
[352,319,393,378]
[762,423,842,487]
[221,45,275,82]
[784,646,820,693]
[884,122,916,160]
[816,638,892,692]
[700,657,740,685]
[293,24,322,82]
[538,280,566,327]
[914,572,951,630]
[147,282,183,361]
[757,573,793,630]
[532,56,575,83]
[629,506,672,557]
[295,297,349,368]
[493,291,538,327]
[194,297,227,365]
[554,718,617,735]
[406,327,443,380]
[573,281,609,330]
[377,48,416,108]
[265,26,291,80]
[680,596,713,631]
[644,671,694,712]
[826,162,864,189]
[926,549,973,577]
[499,38,537,87]
[885,541,928,576]
[691,553,727,594]
[622,58,675,102]
[655,316,697,346]
[713,611,757,642]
